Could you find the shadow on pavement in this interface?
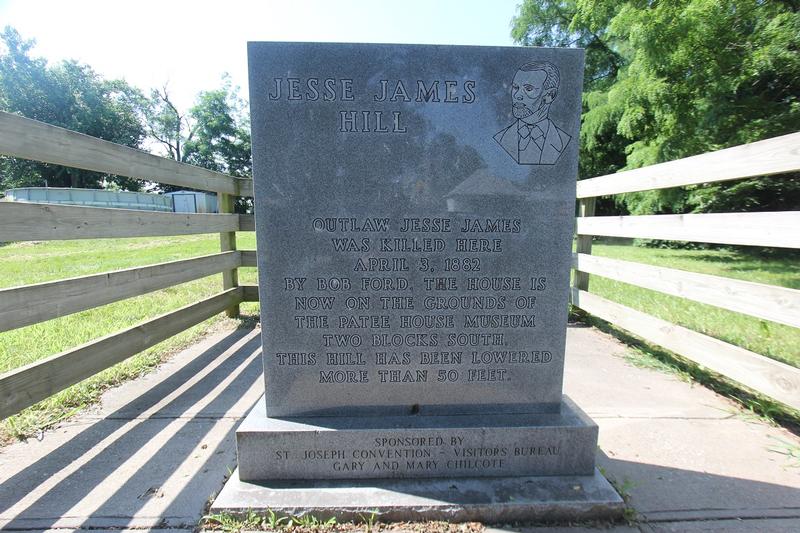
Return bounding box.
[0,327,263,530]
[597,451,800,523]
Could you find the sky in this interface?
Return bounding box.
[0,0,521,111]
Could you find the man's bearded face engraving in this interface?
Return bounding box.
[511,69,551,123]
[495,61,570,165]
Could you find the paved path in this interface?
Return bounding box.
[0,323,798,532]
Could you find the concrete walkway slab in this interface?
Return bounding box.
[0,323,798,532]
[641,518,800,532]
[564,325,736,420]
[563,326,800,525]
[0,326,264,531]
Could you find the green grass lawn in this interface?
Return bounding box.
[584,240,800,368]
[0,233,259,441]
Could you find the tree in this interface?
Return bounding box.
[145,85,190,164]
[141,77,252,211]
[511,1,800,215]
[0,26,147,191]
[143,77,251,186]
[183,78,251,179]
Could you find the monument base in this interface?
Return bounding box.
[215,395,623,521]
[237,395,600,481]
[211,469,624,523]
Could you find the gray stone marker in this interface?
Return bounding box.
[213,42,622,521]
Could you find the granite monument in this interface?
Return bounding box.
[213,42,622,521]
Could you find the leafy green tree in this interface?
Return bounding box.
[142,77,252,211]
[0,26,146,191]
[512,0,800,215]
[183,78,251,179]
[144,85,190,165]
[144,77,251,182]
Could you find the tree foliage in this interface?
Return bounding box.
[141,77,252,211]
[0,27,252,202]
[512,0,800,215]
[183,79,251,179]
[145,86,189,164]
[143,77,251,192]
[0,26,146,191]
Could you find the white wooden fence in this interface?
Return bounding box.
[0,111,257,419]
[1,109,798,419]
[571,132,800,410]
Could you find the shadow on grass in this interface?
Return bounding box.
[595,240,800,288]
[688,252,800,284]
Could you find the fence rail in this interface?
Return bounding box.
[0,202,243,241]
[0,111,255,420]
[576,211,800,249]
[571,289,800,410]
[0,251,242,333]
[242,285,260,302]
[0,288,245,419]
[0,111,253,197]
[576,131,800,198]
[572,253,800,329]
[572,132,800,410]
[241,250,258,267]
[1,112,798,420]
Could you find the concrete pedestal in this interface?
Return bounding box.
[212,395,623,522]
[236,395,600,481]
[211,469,624,522]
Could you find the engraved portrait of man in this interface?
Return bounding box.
[494,61,571,165]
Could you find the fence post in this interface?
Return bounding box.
[219,193,240,318]
[575,197,596,292]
